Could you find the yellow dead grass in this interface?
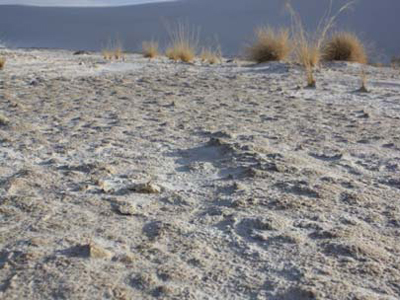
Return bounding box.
[247,28,291,63]
[323,32,367,64]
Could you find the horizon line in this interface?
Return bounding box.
[0,0,179,8]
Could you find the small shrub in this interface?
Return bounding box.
[166,43,196,62]
[142,41,159,59]
[200,47,222,64]
[296,42,320,68]
[357,69,369,93]
[323,32,367,64]
[0,57,5,70]
[102,37,124,61]
[306,68,316,88]
[166,43,196,63]
[102,50,113,60]
[165,22,198,62]
[285,0,356,87]
[294,40,319,87]
[246,28,291,63]
[114,46,124,60]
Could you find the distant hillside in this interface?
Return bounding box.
[0,0,399,60]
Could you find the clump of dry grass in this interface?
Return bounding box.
[200,47,222,64]
[166,41,196,62]
[305,66,316,88]
[0,57,5,70]
[285,0,356,87]
[165,22,198,62]
[102,38,124,61]
[113,46,124,60]
[296,42,319,87]
[323,32,367,64]
[102,48,124,60]
[246,28,291,63]
[142,41,159,59]
[102,50,113,60]
[297,42,321,68]
[357,69,369,93]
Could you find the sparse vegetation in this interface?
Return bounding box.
[296,42,319,88]
[246,27,291,63]
[142,41,159,59]
[285,0,356,87]
[200,47,222,64]
[114,45,124,60]
[165,22,199,62]
[102,37,124,61]
[306,67,316,88]
[357,69,369,93]
[296,42,321,68]
[323,32,367,64]
[102,49,113,60]
[0,57,5,70]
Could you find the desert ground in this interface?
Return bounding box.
[0,49,400,299]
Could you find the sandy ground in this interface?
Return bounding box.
[0,49,400,299]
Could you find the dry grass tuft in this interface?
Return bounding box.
[166,46,195,62]
[165,22,198,62]
[102,50,113,60]
[114,46,124,60]
[306,68,316,88]
[102,38,124,61]
[0,57,5,70]
[357,69,369,93]
[285,0,356,87]
[246,28,291,63]
[297,42,321,68]
[102,48,124,60]
[200,47,222,64]
[142,41,159,59]
[296,42,319,88]
[323,32,367,64]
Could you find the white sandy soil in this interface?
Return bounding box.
[0,49,400,299]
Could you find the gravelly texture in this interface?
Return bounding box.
[0,49,400,299]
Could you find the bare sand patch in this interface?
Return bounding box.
[0,49,399,299]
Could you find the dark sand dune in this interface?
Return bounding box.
[1,0,400,59]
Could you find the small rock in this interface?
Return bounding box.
[73,50,90,55]
[132,182,161,194]
[87,242,112,259]
[211,130,235,139]
[152,286,172,297]
[29,237,51,247]
[99,179,117,193]
[116,202,136,216]
[233,181,247,192]
[232,198,258,208]
[143,221,171,240]
[29,77,44,86]
[0,113,9,126]
[131,273,157,290]
[114,253,136,265]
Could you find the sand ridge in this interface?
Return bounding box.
[0,49,400,299]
